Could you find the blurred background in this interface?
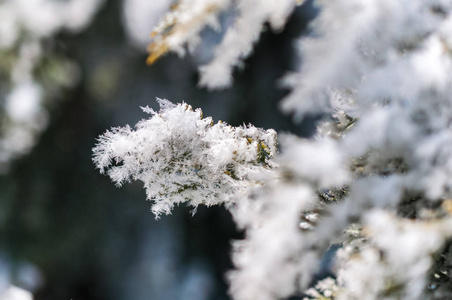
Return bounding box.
[0,0,316,299]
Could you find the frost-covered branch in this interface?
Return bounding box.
[0,0,105,172]
[95,0,452,299]
[146,0,301,88]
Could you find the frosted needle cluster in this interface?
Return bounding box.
[93,99,277,217]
